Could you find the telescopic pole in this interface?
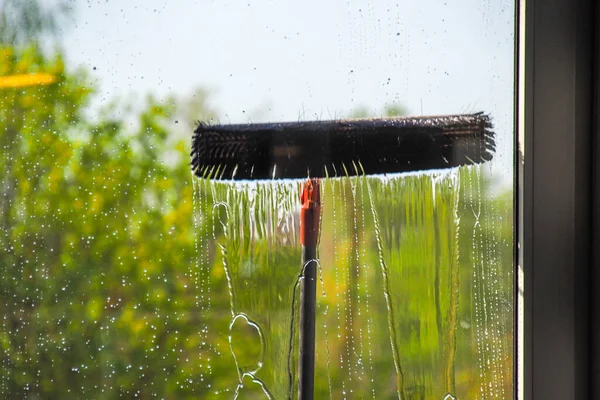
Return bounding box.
[298,178,321,400]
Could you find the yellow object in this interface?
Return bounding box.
[0,73,57,89]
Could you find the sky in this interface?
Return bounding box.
[57,0,515,184]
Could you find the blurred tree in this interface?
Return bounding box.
[349,103,407,119]
[384,103,407,117]
[0,43,228,398]
[0,0,71,47]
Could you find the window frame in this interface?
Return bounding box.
[518,0,596,397]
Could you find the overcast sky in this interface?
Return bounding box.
[59,0,514,183]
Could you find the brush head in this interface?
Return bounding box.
[191,112,495,180]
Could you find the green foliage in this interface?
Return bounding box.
[350,103,407,119]
[0,45,208,399]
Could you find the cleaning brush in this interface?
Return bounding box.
[190,111,495,400]
[191,112,494,180]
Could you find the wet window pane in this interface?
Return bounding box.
[1,0,514,399]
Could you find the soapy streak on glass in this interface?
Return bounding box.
[193,166,513,399]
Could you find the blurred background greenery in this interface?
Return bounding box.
[0,1,513,398]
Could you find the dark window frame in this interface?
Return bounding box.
[518,0,597,397]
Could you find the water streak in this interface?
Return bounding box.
[365,179,405,400]
[444,172,461,394]
[212,189,273,399]
[192,168,513,399]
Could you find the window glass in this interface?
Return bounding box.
[0,0,514,398]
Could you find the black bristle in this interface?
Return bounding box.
[191,112,495,180]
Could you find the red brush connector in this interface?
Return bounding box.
[300,178,321,247]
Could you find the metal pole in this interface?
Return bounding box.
[298,178,320,400]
